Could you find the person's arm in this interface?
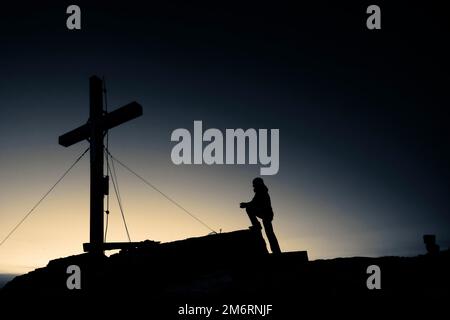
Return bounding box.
[240,194,256,208]
[240,194,257,208]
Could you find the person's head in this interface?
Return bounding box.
[252,177,267,192]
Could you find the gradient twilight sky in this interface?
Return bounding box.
[1,1,449,274]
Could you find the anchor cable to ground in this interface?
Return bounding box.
[0,147,90,248]
[107,154,132,242]
[103,77,132,242]
[105,148,217,234]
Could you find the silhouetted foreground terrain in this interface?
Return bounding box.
[2,230,449,312]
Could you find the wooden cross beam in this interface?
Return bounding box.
[59,76,143,254]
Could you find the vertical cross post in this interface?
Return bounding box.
[59,75,142,253]
[89,76,105,253]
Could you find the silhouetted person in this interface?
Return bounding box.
[240,177,282,254]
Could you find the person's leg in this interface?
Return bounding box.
[246,207,262,229]
[263,219,281,254]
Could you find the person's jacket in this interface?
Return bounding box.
[248,185,274,220]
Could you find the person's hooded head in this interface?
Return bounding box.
[252,177,268,193]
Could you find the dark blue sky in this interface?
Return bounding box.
[0,1,449,272]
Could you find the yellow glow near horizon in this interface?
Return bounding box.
[0,178,377,275]
[0,147,412,275]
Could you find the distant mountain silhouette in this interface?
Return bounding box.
[0,274,16,290]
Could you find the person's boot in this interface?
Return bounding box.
[249,222,262,231]
[268,237,282,255]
